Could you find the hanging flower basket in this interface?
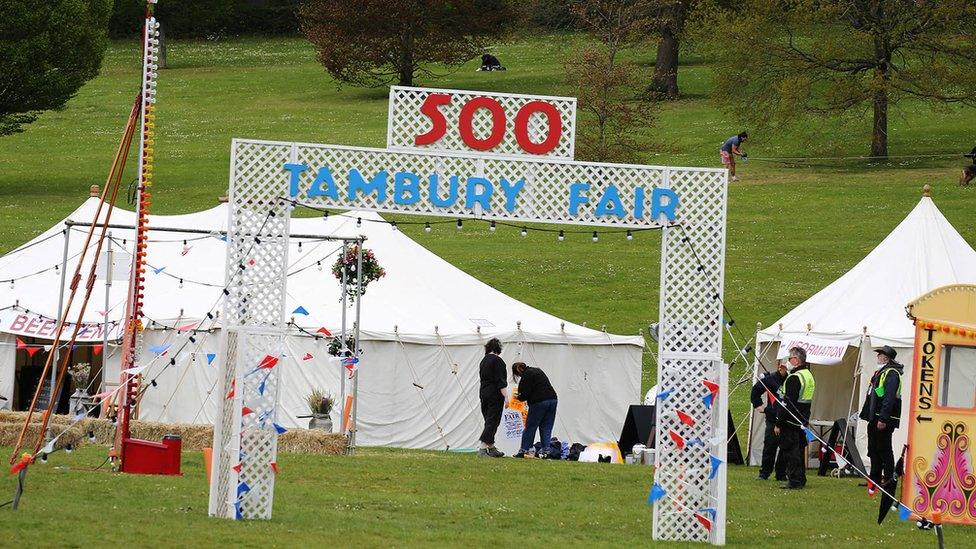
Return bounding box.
[332,245,385,304]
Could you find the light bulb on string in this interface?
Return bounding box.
[424,222,431,233]
[456,219,463,231]
[297,241,302,252]
[626,230,633,241]
[317,261,322,271]
[592,231,599,243]
[391,222,398,231]
[557,230,564,242]
[489,221,496,233]
[357,217,362,228]
[520,227,527,237]
[8,280,13,290]
[323,210,329,220]
[179,279,184,289]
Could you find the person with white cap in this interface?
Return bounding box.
[858,345,904,492]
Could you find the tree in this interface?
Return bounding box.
[695,0,976,158]
[567,0,657,162]
[298,0,511,87]
[647,0,689,100]
[0,0,113,136]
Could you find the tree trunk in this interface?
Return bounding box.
[157,25,167,69]
[398,34,413,86]
[871,87,887,158]
[649,26,679,99]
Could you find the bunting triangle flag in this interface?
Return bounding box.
[242,406,254,416]
[694,512,713,531]
[709,454,723,480]
[273,422,288,434]
[703,393,714,409]
[899,505,912,521]
[181,245,192,256]
[702,379,719,395]
[292,306,309,315]
[232,463,242,474]
[153,266,166,274]
[805,427,816,443]
[317,327,333,337]
[835,454,848,470]
[15,337,26,350]
[43,345,52,352]
[257,355,279,370]
[668,429,685,450]
[237,482,251,496]
[656,389,672,401]
[93,344,103,356]
[676,410,696,427]
[234,501,242,520]
[647,483,666,505]
[206,353,217,365]
[25,346,40,358]
[302,352,313,361]
[270,462,279,474]
[148,344,170,355]
[177,322,198,332]
[10,453,32,475]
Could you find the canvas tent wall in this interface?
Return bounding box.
[0,197,643,454]
[747,191,976,470]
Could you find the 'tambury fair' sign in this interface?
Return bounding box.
[271,86,682,228]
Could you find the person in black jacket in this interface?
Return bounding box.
[751,360,788,480]
[775,347,816,489]
[858,345,903,488]
[478,338,507,458]
[512,362,558,458]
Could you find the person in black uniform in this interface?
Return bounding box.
[859,345,903,490]
[478,338,507,458]
[751,360,788,480]
[512,362,558,458]
[775,347,816,490]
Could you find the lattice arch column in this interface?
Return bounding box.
[654,168,729,544]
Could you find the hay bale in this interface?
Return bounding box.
[0,411,345,455]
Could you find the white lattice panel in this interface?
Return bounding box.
[387,86,576,160]
[654,168,728,544]
[210,138,292,520]
[242,139,722,229]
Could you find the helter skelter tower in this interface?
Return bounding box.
[112,0,162,469]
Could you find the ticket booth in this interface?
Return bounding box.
[903,284,976,526]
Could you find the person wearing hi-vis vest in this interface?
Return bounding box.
[774,346,816,490]
[858,345,903,492]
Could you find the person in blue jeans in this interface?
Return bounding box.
[512,362,558,458]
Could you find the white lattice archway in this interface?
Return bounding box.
[210,86,729,545]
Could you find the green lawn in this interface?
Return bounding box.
[1,446,969,547]
[1,33,975,544]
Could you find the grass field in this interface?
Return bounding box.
[1,33,975,545]
[2,445,972,547]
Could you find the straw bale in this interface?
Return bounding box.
[0,411,345,455]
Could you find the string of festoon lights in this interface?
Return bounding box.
[280,197,669,242]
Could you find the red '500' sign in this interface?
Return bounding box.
[413,93,562,155]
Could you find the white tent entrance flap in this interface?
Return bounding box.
[213,86,728,545]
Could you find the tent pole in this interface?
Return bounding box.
[102,231,112,396]
[48,226,72,441]
[350,239,363,453]
[339,240,347,425]
[838,335,866,457]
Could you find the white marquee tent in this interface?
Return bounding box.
[0,195,643,454]
[748,190,976,470]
